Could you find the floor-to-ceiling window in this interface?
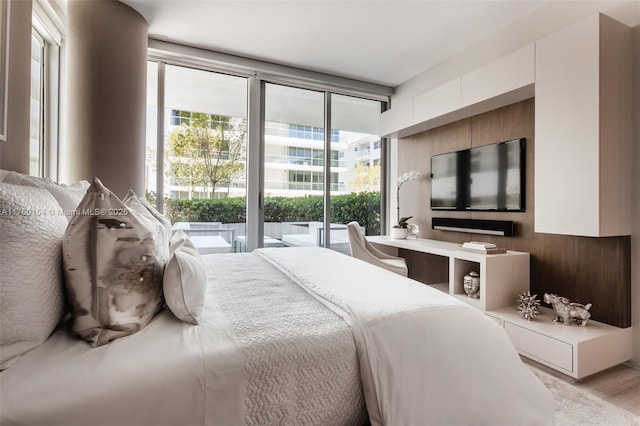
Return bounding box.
[145,62,248,252]
[263,83,325,249]
[146,59,386,254]
[330,94,382,246]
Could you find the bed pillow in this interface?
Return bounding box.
[2,171,89,220]
[0,183,68,370]
[125,190,172,236]
[163,232,206,325]
[63,178,165,347]
[122,190,171,263]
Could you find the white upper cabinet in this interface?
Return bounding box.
[534,14,632,237]
[379,44,534,138]
[460,44,534,108]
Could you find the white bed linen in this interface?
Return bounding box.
[0,289,245,426]
[256,247,555,426]
[2,246,554,426]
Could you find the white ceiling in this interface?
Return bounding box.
[120,0,548,87]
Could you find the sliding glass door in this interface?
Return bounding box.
[329,94,383,250]
[146,63,248,253]
[264,83,326,249]
[146,61,385,254]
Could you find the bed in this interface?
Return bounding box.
[0,173,554,425]
[1,245,554,425]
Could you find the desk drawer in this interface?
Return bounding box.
[504,321,573,372]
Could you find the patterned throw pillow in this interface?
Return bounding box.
[123,190,172,237]
[163,231,207,325]
[122,190,171,263]
[63,178,166,347]
[0,183,68,370]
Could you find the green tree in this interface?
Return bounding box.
[349,163,380,193]
[168,112,245,199]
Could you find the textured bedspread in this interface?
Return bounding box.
[208,253,367,425]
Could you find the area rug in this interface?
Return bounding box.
[528,364,640,425]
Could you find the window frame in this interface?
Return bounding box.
[31,0,64,180]
[30,28,45,177]
[146,52,389,251]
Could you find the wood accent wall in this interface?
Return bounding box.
[398,98,631,328]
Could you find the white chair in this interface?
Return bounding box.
[347,221,408,276]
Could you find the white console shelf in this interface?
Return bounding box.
[367,236,530,312]
[489,307,632,379]
[367,236,632,379]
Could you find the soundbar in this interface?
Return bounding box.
[432,218,514,237]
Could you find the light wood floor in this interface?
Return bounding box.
[523,358,640,416]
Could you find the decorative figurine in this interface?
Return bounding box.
[543,293,592,326]
[517,291,540,320]
[463,271,480,298]
[407,223,420,239]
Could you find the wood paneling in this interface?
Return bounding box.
[398,98,631,327]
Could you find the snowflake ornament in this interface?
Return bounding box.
[517,291,541,320]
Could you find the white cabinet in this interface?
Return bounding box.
[366,236,530,312]
[379,98,413,138]
[534,14,632,237]
[491,307,632,379]
[412,78,461,124]
[448,251,530,312]
[460,44,534,108]
[379,44,535,138]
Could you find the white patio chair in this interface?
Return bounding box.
[346,221,408,276]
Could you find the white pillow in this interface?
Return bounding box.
[2,171,89,220]
[63,178,166,347]
[164,232,206,324]
[128,190,172,237]
[0,183,68,370]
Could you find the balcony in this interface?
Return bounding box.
[265,154,346,169]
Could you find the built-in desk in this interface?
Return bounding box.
[368,236,632,379]
[367,236,530,312]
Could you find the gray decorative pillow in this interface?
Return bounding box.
[63,178,165,347]
[163,231,206,325]
[0,183,68,370]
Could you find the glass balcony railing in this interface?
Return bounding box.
[265,154,346,168]
[264,180,346,192]
[264,124,339,142]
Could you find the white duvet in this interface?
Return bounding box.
[1,247,554,425]
[0,290,245,425]
[256,247,555,425]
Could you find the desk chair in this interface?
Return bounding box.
[346,222,408,276]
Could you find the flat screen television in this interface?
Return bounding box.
[430,138,525,211]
